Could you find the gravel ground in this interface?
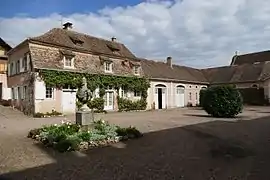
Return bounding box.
[1,106,270,179]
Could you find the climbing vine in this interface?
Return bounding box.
[39,69,150,111]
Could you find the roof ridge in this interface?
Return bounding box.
[54,28,125,46]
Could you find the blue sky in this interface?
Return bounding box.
[1,0,270,68]
[1,0,143,18]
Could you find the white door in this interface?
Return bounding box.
[104,91,114,110]
[176,86,185,107]
[62,89,76,113]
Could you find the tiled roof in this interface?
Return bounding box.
[30,28,136,59]
[202,62,270,84]
[232,50,270,65]
[140,59,209,84]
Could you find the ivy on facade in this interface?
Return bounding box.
[39,69,150,111]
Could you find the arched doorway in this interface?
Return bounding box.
[155,84,166,109]
[176,85,185,107]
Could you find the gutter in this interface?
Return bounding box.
[149,77,210,85]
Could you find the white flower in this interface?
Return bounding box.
[87,130,90,133]
[61,120,65,124]
[101,120,105,124]
[68,126,70,128]
[54,124,58,126]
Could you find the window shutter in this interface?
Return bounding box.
[26,54,30,71]
[7,64,10,76]
[19,58,23,72]
[15,87,18,99]
[35,79,46,100]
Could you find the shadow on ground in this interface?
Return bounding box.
[2,116,270,180]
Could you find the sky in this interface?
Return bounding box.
[1,0,270,68]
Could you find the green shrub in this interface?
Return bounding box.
[27,128,42,138]
[77,131,92,141]
[93,119,117,139]
[28,119,143,152]
[34,112,44,118]
[199,89,207,107]
[116,126,143,139]
[87,98,105,111]
[202,85,243,118]
[117,97,147,112]
[34,110,62,118]
[55,135,82,152]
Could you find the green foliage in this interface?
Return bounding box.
[87,98,105,111]
[116,126,143,139]
[39,69,150,112]
[33,110,62,118]
[39,69,150,93]
[28,119,143,152]
[199,88,207,107]
[117,97,147,112]
[76,100,83,110]
[27,128,42,138]
[202,85,243,118]
[55,135,82,152]
[92,119,118,139]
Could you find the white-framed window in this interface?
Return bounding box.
[10,63,14,76]
[189,92,192,100]
[45,87,54,99]
[13,87,18,100]
[18,87,21,100]
[176,87,184,94]
[11,87,15,99]
[104,62,113,72]
[22,55,27,71]
[133,66,140,75]
[16,60,20,74]
[121,88,128,98]
[134,91,141,97]
[64,56,74,68]
[21,86,27,100]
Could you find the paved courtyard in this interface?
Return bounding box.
[1,106,270,179]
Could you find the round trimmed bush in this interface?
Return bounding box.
[201,86,243,118]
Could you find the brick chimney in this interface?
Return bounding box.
[111,36,116,42]
[63,22,73,30]
[166,56,172,68]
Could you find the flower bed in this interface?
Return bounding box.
[28,120,143,152]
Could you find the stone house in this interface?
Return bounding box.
[0,38,12,101]
[7,23,143,115]
[142,53,270,109]
[141,57,208,109]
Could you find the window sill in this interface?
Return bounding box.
[104,70,113,73]
[64,66,75,69]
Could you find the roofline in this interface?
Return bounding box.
[29,39,140,62]
[7,39,29,55]
[149,77,210,85]
[210,80,265,85]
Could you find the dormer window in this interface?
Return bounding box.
[64,56,74,68]
[133,66,140,75]
[104,62,113,73]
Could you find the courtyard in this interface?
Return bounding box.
[1,105,270,179]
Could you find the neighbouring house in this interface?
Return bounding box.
[141,57,208,109]
[7,22,144,115]
[0,38,12,101]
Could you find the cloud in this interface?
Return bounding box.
[1,0,270,68]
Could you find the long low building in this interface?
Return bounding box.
[5,22,270,115]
